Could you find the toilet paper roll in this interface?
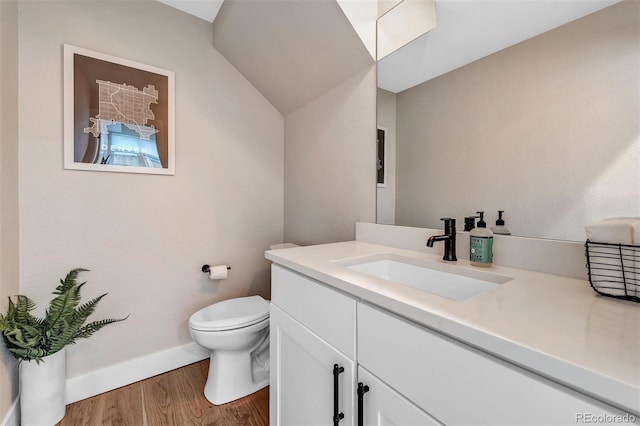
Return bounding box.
[208,265,229,280]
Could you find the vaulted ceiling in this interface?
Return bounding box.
[157,0,224,22]
[157,0,623,108]
[378,0,622,93]
[210,0,374,115]
[157,0,374,115]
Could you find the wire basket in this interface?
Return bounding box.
[585,240,639,303]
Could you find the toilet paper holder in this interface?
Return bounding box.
[202,264,231,274]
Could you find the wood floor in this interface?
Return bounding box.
[58,360,269,426]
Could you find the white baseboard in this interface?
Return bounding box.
[65,342,209,404]
[0,397,19,426]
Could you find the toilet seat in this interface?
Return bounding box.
[189,295,270,332]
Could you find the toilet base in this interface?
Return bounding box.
[203,339,270,405]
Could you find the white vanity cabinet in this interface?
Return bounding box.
[270,265,357,426]
[358,302,632,426]
[270,264,636,426]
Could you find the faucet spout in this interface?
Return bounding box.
[426,234,450,247]
[426,218,457,261]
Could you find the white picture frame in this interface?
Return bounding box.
[63,44,175,175]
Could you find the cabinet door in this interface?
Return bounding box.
[358,367,442,426]
[270,304,355,426]
[272,265,356,358]
[358,302,633,425]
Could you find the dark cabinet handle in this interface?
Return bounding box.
[333,364,345,426]
[357,382,370,426]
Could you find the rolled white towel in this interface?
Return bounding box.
[585,217,640,245]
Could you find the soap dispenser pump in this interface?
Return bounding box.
[491,210,511,235]
[469,211,493,267]
[464,216,477,232]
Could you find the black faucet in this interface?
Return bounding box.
[426,218,457,262]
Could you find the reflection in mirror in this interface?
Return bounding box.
[377,0,436,60]
[376,0,639,241]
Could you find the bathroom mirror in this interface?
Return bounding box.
[376,0,639,242]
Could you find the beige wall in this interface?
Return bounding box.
[376,88,396,225]
[19,0,283,381]
[284,66,376,245]
[0,0,20,420]
[395,1,639,241]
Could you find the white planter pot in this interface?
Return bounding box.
[20,349,66,426]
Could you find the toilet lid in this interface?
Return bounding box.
[189,295,270,331]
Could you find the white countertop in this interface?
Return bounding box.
[266,241,640,415]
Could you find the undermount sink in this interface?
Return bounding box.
[342,254,513,301]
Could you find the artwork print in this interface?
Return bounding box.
[64,45,175,175]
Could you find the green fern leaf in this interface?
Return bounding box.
[19,324,42,346]
[4,327,41,348]
[45,271,85,332]
[0,268,127,362]
[74,316,128,340]
[48,320,80,353]
[7,297,16,319]
[52,268,89,295]
[72,294,106,325]
[9,347,47,363]
[14,296,40,326]
[3,328,25,345]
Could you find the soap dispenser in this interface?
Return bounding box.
[490,210,511,235]
[464,216,477,232]
[470,211,493,267]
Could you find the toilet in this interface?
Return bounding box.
[189,243,298,405]
[189,295,270,405]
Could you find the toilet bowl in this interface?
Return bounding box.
[190,243,299,404]
[189,295,270,405]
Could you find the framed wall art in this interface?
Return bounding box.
[63,45,175,175]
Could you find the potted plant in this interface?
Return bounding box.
[0,268,127,426]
